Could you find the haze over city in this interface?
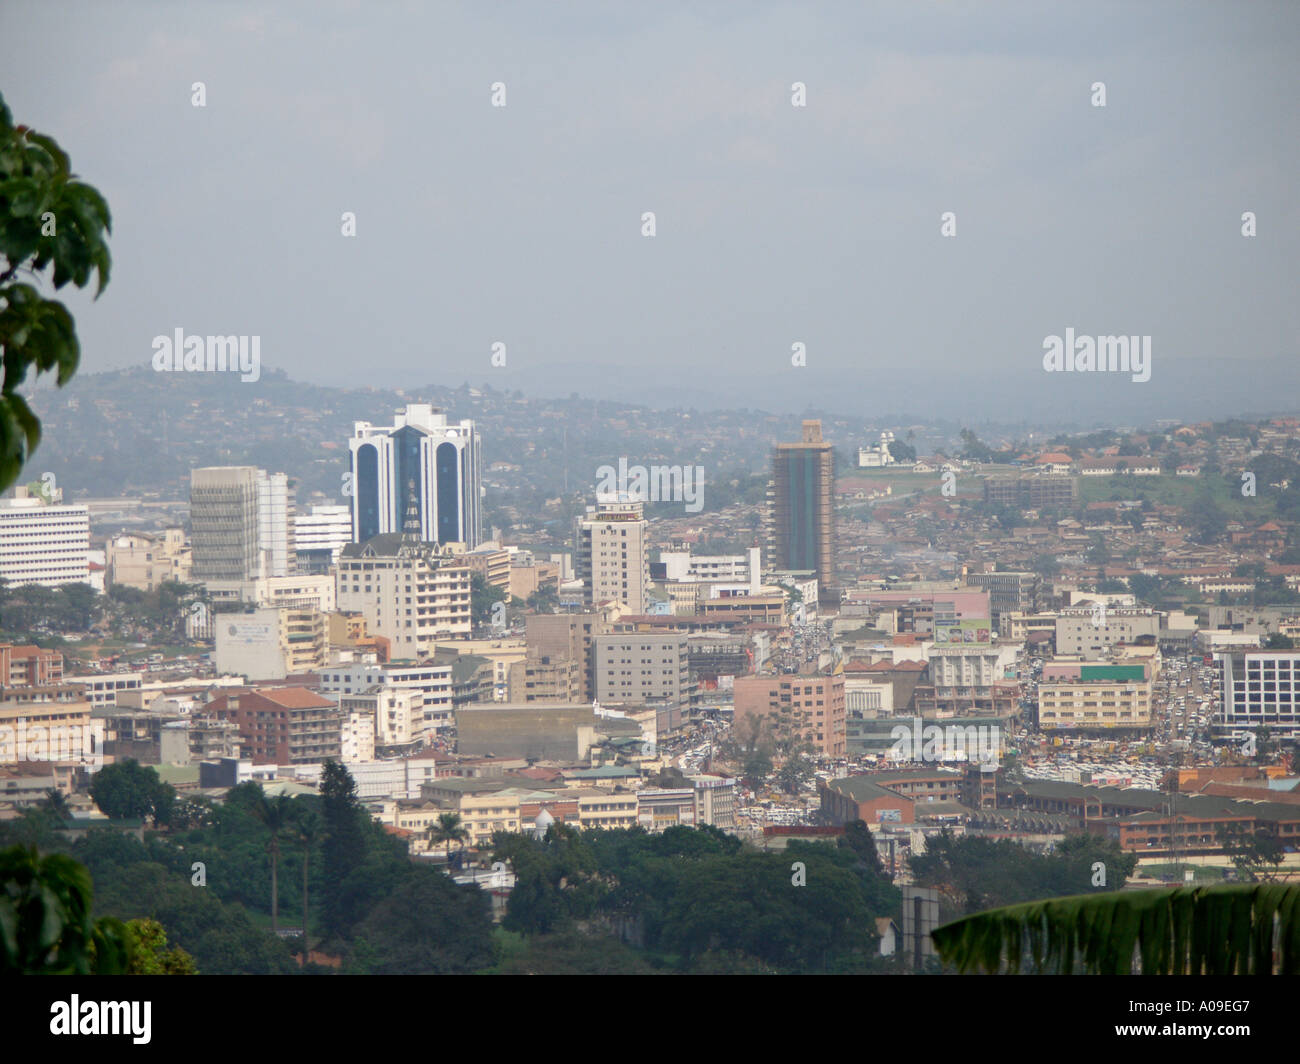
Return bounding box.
[2,0,1296,420]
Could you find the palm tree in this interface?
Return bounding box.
[291,808,322,960]
[250,793,294,935]
[40,789,71,821]
[427,812,469,868]
[932,883,1300,975]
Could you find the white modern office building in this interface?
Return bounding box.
[1214,650,1300,742]
[0,490,90,588]
[348,404,482,547]
[256,470,294,578]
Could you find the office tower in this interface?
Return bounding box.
[190,467,259,581]
[348,403,482,547]
[0,487,90,588]
[190,467,295,582]
[769,419,836,592]
[594,631,692,709]
[1215,650,1300,742]
[574,495,649,614]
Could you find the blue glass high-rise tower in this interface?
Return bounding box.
[347,404,482,547]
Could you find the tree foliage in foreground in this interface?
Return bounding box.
[0,92,110,492]
[933,883,1300,975]
[0,845,128,974]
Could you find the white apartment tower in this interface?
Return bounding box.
[335,535,473,659]
[575,495,650,614]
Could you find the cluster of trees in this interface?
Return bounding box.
[89,759,178,825]
[717,711,815,793]
[487,821,901,973]
[0,577,207,643]
[1216,827,1286,882]
[908,831,1138,924]
[7,774,1226,977]
[887,437,917,463]
[957,428,999,464]
[2,761,496,974]
[0,578,98,634]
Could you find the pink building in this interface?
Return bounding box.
[733,672,846,758]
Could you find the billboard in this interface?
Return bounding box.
[223,621,273,645]
[933,619,991,644]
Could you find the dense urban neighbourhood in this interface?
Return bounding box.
[4,381,1300,974]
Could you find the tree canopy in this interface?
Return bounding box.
[0,93,110,492]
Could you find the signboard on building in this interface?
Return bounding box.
[224,621,273,644]
[933,619,991,644]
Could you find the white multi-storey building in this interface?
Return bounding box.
[256,470,294,578]
[318,660,456,736]
[0,490,90,588]
[294,504,352,571]
[341,686,424,747]
[65,671,144,708]
[335,538,472,662]
[659,547,761,588]
[575,495,649,614]
[1215,650,1300,742]
[1055,606,1160,659]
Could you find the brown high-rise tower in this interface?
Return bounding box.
[769,420,836,593]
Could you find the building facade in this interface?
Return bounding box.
[1214,650,1300,742]
[348,404,482,547]
[574,496,650,613]
[206,687,342,765]
[0,491,90,588]
[593,632,692,709]
[294,505,352,573]
[769,420,836,593]
[1037,661,1154,734]
[106,528,190,591]
[733,672,846,758]
[336,535,473,659]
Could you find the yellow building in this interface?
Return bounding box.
[1037,661,1153,733]
[574,788,638,830]
[0,699,95,766]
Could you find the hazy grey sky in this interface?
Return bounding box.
[3,1,1297,423]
